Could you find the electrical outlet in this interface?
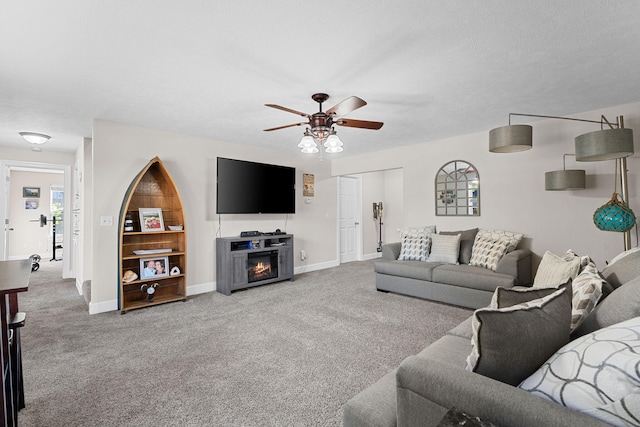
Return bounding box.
[300,250,307,261]
[100,216,113,226]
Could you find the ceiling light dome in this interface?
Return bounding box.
[19,131,51,145]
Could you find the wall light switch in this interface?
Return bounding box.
[100,216,113,226]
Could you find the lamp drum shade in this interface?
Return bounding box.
[575,128,634,161]
[489,125,533,153]
[545,170,586,191]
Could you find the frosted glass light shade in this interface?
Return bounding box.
[545,169,586,191]
[19,131,51,145]
[575,128,634,161]
[489,125,533,152]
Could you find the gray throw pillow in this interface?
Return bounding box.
[601,248,640,289]
[572,275,640,338]
[491,281,571,309]
[466,286,571,386]
[440,228,478,264]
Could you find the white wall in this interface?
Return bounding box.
[332,102,640,270]
[90,120,336,313]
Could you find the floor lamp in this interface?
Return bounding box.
[490,113,635,250]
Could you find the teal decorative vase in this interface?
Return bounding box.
[593,193,636,232]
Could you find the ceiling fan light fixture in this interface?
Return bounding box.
[325,145,343,154]
[19,131,51,145]
[324,132,343,149]
[298,134,315,149]
[301,145,319,154]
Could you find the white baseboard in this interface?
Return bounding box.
[187,281,215,295]
[294,259,339,275]
[89,299,118,315]
[363,252,383,261]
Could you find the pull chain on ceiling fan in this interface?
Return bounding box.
[264,93,384,154]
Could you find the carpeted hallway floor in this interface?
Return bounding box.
[18,259,471,426]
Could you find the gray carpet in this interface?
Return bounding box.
[19,259,471,426]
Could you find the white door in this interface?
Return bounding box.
[339,176,361,263]
[2,170,9,260]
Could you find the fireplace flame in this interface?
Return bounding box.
[254,261,271,275]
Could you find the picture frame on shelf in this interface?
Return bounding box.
[23,186,40,198]
[138,208,165,232]
[139,256,170,280]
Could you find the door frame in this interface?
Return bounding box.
[1,159,72,278]
[336,175,363,264]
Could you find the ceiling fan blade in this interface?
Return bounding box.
[326,96,367,117]
[265,104,310,117]
[336,118,384,130]
[263,122,307,132]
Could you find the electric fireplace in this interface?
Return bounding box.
[248,250,279,283]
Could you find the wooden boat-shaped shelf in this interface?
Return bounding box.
[118,157,187,313]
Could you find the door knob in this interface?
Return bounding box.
[8,228,14,231]
[355,222,360,225]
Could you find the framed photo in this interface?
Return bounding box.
[138,208,165,232]
[23,187,40,198]
[25,200,38,209]
[139,256,169,280]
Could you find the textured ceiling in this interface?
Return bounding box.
[1,1,640,156]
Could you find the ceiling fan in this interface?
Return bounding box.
[264,93,384,154]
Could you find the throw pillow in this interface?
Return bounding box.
[602,247,640,289]
[469,235,511,271]
[428,233,461,264]
[397,225,436,261]
[519,316,640,427]
[398,233,431,261]
[466,286,571,386]
[490,281,570,309]
[476,229,524,252]
[572,276,640,338]
[440,228,478,264]
[570,261,606,331]
[533,250,581,288]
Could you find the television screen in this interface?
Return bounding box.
[216,157,296,214]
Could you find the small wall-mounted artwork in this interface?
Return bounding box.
[138,208,165,232]
[23,187,40,198]
[303,173,314,197]
[25,199,38,209]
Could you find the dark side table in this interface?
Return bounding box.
[0,259,31,427]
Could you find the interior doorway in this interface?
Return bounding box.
[1,160,72,278]
[338,175,362,264]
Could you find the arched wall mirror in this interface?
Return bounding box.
[435,160,480,216]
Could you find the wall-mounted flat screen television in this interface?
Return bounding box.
[216,157,296,214]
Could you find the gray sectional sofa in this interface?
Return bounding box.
[344,248,640,427]
[375,241,532,309]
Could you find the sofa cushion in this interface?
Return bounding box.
[533,250,581,288]
[572,276,640,338]
[519,316,640,427]
[602,247,640,289]
[440,228,478,264]
[373,259,438,282]
[469,235,511,271]
[466,286,571,386]
[432,264,516,293]
[343,369,398,427]
[447,316,473,340]
[428,233,461,264]
[476,229,523,252]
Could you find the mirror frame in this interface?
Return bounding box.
[435,160,480,216]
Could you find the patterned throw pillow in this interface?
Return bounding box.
[519,316,640,426]
[397,225,436,261]
[476,229,523,252]
[466,287,571,385]
[570,261,606,331]
[469,235,511,271]
[466,286,571,386]
[427,233,461,264]
[533,250,581,288]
